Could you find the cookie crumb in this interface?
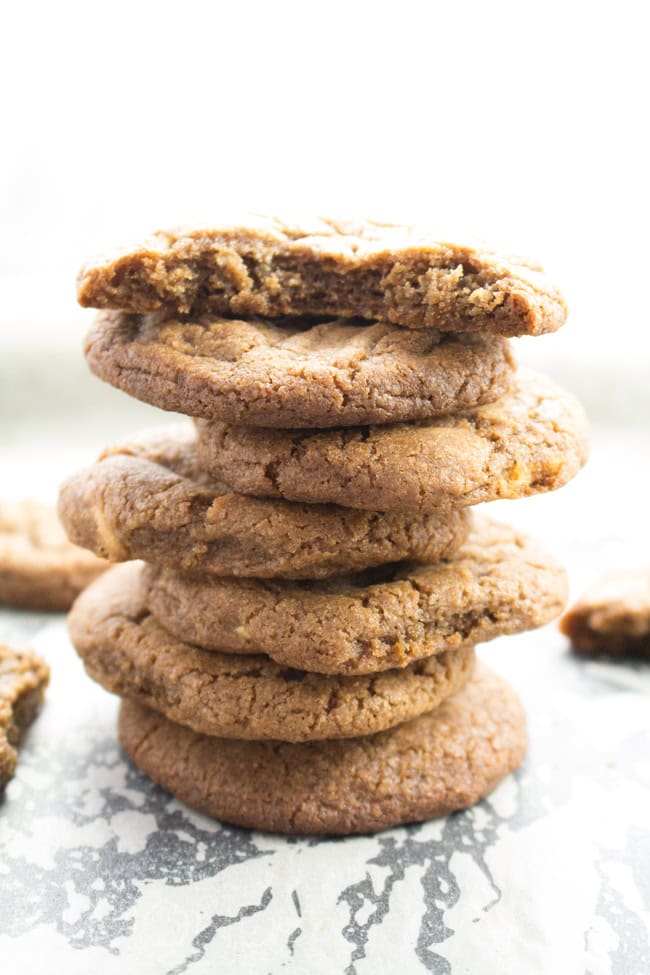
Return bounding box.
[0,643,49,789]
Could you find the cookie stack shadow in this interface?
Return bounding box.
[60,220,589,835]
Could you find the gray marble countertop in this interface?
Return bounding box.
[1,412,649,975]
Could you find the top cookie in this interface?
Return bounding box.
[77,217,567,337]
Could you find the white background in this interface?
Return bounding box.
[1,0,649,389]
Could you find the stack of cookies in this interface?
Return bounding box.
[61,219,589,835]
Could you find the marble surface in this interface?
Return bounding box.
[1,420,649,974]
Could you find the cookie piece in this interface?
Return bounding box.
[69,562,475,742]
[560,569,650,657]
[0,500,109,611]
[195,371,589,512]
[84,313,516,427]
[58,425,469,580]
[77,217,566,337]
[145,516,567,675]
[119,661,526,834]
[1,644,50,788]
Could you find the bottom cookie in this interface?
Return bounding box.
[118,663,526,835]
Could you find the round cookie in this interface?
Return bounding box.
[69,563,476,743]
[0,500,109,611]
[58,425,469,579]
[145,517,567,675]
[195,371,589,512]
[77,217,567,337]
[560,569,650,658]
[118,662,527,835]
[83,312,516,427]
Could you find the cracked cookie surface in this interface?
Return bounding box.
[0,500,109,611]
[69,562,475,742]
[195,371,589,512]
[1,643,49,788]
[118,661,526,834]
[84,313,516,427]
[77,217,566,337]
[145,517,567,674]
[58,425,469,579]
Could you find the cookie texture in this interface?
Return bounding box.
[0,644,49,788]
[58,425,469,579]
[118,662,527,834]
[0,500,108,611]
[146,516,566,675]
[69,563,475,742]
[84,313,516,427]
[560,569,650,657]
[195,371,589,512]
[77,217,566,337]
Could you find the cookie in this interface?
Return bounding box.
[69,562,475,742]
[118,661,526,834]
[77,217,566,337]
[145,516,567,675]
[195,371,589,512]
[1,643,50,788]
[58,425,469,579]
[84,313,516,427]
[0,500,109,611]
[560,569,650,658]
